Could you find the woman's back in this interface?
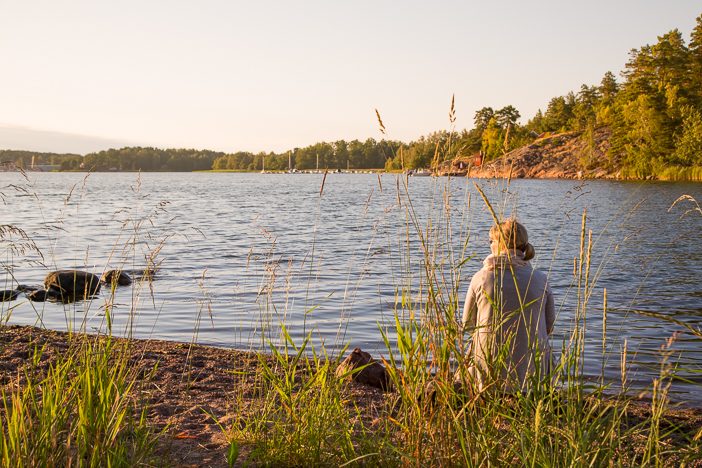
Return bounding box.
[460,220,555,394]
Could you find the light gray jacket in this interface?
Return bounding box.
[461,250,555,393]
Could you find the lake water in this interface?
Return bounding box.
[1,172,701,402]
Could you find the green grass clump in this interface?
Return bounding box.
[657,165,702,181]
[0,337,157,467]
[621,164,702,181]
[245,332,370,466]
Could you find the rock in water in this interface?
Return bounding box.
[335,347,392,391]
[44,270,101,302]
[27,289,59,302]
[101,269,132,286]
[0,290,20,302]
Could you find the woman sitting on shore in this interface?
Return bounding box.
[458,219,555,395]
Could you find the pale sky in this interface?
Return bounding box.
[1,1,700,154]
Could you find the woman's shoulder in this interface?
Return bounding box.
[469,266,491,287]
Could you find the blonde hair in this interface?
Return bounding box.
[489,219,535,260]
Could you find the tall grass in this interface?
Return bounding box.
[246,333,364,466]
[0,336,157,467]
[621,164,702,181]
[656,165,702,182]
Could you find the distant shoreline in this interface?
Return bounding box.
[4,168,700,182]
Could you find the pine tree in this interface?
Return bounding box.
[673,106,702,166]
[688,14,702,106]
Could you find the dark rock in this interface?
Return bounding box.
[0,290,20,302]
[44,270,101,302]
[335,347,392,391]
[27,289,60,302]
[101,270,132,286]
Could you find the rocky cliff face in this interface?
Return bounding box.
[438,127,620,179]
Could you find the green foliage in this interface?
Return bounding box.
[82,147,223,171]
[246,333,362,466]
[0,338,157,467]
[673,105,702,166]
[456,127,483,154]
[690,15,702,106]
[473,106,495,131]
[212,139,400,171]
[481,117,504,160]
[599,71,619,106]
[384,104,526,170]
[384,131,459,170]
[526,13,702,179]
[495,105,520,128]
[547,94,577,132]
[605,25,702,177]
[619,94,673,175]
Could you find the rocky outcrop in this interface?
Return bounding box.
[336,347,392,391]
[44,270,101,302]
[101,270,133,286]
[437,128,620,179]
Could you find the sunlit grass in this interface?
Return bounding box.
[0,336,158,467]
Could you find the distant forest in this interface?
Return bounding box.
[2,13,701,178]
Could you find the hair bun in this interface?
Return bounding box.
[523,243,535,261]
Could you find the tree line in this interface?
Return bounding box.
[300,10,701,176]
[525,13,702,177]
[384,12,702,176]
[0,150,80,169]
[2,13,700,177]
[1,148,224,172]
[211,139,401,171]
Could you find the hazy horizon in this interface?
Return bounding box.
[0,124,136,155]
[1,1,700,155]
